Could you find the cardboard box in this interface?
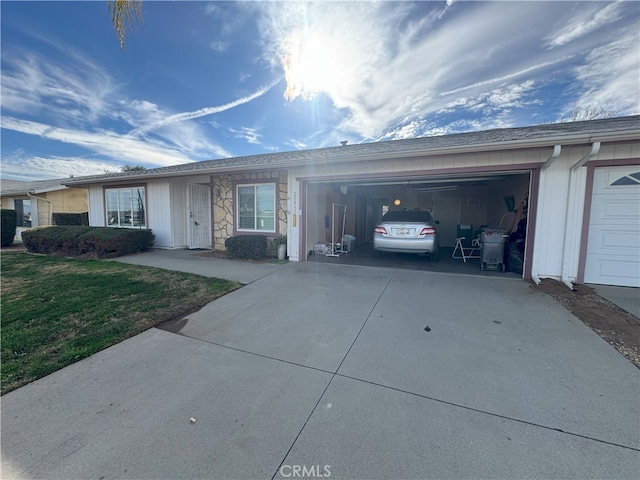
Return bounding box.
[313,243,328,254]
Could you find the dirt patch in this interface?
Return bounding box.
[533,279,639,368]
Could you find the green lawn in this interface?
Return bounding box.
[1,253,238,395]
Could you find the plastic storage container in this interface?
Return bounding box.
[479,228,508,271]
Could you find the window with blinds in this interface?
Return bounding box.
[237,184,276,232]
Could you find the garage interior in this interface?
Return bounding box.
[305,171,532,276]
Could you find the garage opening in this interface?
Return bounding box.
[304,170,532,277]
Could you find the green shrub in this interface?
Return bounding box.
[53,212,89,226]
[225,235,268,260]
[21,226,154,258]
[1,209,17,247]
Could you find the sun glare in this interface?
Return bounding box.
[281,30,340,101]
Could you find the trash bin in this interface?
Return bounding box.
[341,235,356,253]
[479,228,508,271]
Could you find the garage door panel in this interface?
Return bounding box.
[586,258,640,287]
[587,229,640,252]
[590,197,640,220]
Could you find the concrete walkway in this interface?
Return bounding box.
[591,284,640,319]
[2,255,639,479]
[113,248,283,284]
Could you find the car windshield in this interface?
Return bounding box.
[381,210,434,223]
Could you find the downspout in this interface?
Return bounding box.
[531,145,562,285]
[27,192,53,226]
[560,141,601,290]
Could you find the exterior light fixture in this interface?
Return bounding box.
[393,198,401,206]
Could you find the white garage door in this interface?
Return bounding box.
[584,166,640,287]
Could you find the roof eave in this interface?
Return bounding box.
[63,127,639,186]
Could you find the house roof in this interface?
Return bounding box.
[0,178,76,196]
[65,115,640,186]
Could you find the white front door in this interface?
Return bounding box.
[584,166,640,287]
[187,184,212,249]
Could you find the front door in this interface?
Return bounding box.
[187,184,211,249]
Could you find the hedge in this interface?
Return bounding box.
[225,235,268,260]
[53,212,89,226]
[1,209,17,247]
[21,226,154,258]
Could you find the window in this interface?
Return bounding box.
[14,199,32,227]
[237,183,276,232]
[611,172,640,186]
[106,187,146,228]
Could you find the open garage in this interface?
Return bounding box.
[303,169,533,277]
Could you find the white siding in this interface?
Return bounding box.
[170,178,188,248]
[147,179,172,248]
[88,185,105,226]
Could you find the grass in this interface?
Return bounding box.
[1,253,238,395]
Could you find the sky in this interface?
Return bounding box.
[1,1,639,181]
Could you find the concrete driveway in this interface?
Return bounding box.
[2,254,639,479]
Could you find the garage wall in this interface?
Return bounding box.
[532,155,578,279]
[486,176,529,229]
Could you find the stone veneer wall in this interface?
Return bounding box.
[212,170,288,250]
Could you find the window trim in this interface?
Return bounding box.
[233,179,280,236]
[104,184,148,229]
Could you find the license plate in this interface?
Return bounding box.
[396,228,410,236]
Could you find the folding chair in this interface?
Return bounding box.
[452,224,480,262]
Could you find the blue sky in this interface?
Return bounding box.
[1,1,639,181]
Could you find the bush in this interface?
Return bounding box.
[21,226,154,258]
[225,235,268,260]
[53,212,89,226]
[1,209,17,247]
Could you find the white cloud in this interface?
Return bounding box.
[255,1,639,139]
[1,154,119,181]
[228,126,262,145]
[210,40,229,53]
[0,34,238,176]
[128,78,282,137]
[568,32,640,117]
[546,1,625,49]
[1,49,116,126]
[1,117,195,167]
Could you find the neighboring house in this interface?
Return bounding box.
[66,116,640,288]
[0,178,88,233]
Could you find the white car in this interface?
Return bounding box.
[373,210,440,261]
